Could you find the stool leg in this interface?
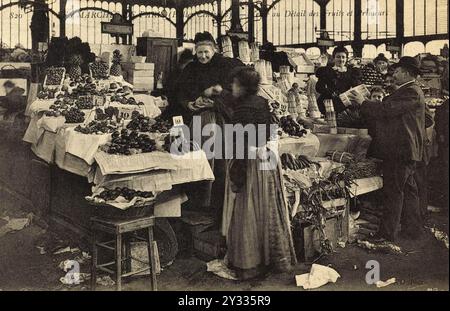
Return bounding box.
[124,235,132,273]
[147,227,157,291]
[91,231,97,291]
[116,233,122,291]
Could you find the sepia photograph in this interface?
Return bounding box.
[0,0,448,296]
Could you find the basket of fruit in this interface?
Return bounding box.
[86,187,156,219]
[89,61,109,80]
[43,67,66,90]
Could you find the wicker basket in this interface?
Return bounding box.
[89,201,155,220]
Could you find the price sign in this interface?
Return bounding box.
[93,95,105,106]
[116,105,143,120]
[172,116,184,126]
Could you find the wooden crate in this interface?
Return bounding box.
[127,70,154,79]
[293,207,348,262]
[122,62,155,71]
[193,230,226,261]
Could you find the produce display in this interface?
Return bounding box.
[150,117,172,133]
[126,112,153,132]
[95,187,154,202]
[101,129,157,155]
[74,119,118,134]
[126,113,171,133]
[75,96,94,109]
[89,60,109,79]
[43,98,75,117]
[346,160,379,179]
[37,88,58,99]
[68,54,83,80]
[326,151,355,164]
[95,107,119,121]
[45,106,85,123]
[45,67,65,86]
[279,116,307,137]
[70,81,99,97]
[110,50,123,76]
[110,95,143,105]
[281,153,315,170]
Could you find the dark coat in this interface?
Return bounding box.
[176,53,244,124]
[229,95,272,190]
[0,86,26,114]
[360,81,425,162]
[315,65,361,114]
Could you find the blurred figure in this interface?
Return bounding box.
[162,49,195,119]
[0,80,26,118]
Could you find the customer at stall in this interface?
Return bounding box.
[223,67,296,280]
[361,53,390,86]
[0,80,26,118]
[349,56,425,242]
[383,72,398,95]
[315,45,361,114]
[177,31,244,222]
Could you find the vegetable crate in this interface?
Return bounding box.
[192,230,226,262]
[293,205,349,262]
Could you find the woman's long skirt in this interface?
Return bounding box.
[223,158,297,279]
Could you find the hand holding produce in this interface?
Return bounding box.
[204,85,223,97]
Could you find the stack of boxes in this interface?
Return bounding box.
[122,62,155,92]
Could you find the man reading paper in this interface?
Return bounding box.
[348,56,426,243]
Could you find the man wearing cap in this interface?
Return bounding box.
[349,56,426,242]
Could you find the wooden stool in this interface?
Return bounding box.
[90,216,158,291]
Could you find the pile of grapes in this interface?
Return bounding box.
[95,187,154,201]
[103,129,157,155]
[74,120,118,134]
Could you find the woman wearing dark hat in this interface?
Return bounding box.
[361,53,390,86]
[315,45,361,114]
[177,31,244,219]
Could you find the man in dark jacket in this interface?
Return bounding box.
[0,80,26,117]
[349,56,425,242]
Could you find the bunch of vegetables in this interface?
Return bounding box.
[281,153,315,170]
[279,116,307,137]
[293,166,356,255]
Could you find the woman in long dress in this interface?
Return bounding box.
[222,67,297,280]
[176,32,243,220]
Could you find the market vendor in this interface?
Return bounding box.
[176,31,244,221]
[348,56,425,243]
[315,45,361,115]
[0,80,26,117]
[223,67,296,280]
